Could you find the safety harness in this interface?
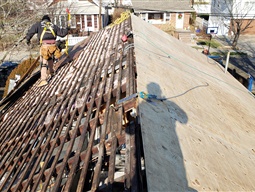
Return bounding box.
[39,21,56,69]
[40,21,56,44]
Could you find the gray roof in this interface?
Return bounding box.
[53,1,104,15]
[131,0,195,12]
[92,0,132,7]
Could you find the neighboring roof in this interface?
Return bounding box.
[92,0,132,7]
[52,1,104,15]
[131,0,195,12]
[27,0,51,8]
[193,4,211,14]
[132,14,255,191]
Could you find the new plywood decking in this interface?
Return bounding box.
[132,15,255,191]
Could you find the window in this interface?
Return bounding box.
[165,13,171,22]
[54,16,60,27]
[71,14,76,28]
[94,15,98,28]
[54,16,65,27]
[148,13,163,20]
[60,15,66,28]
[87,15,92,27]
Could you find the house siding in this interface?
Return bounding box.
[210,0,255,35]
[50,0,105,36]
[184,13,191,29]
[230,19,255,35]
[132,0,194,30]
[242,20,255,35]
[136,12,191,30]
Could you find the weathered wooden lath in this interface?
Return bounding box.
[0,16,145,192]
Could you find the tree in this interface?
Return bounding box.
[48,1,75,28]
[0,0,56,48]
[0,1,34,45]
[0,0,52,62]
[223,0,255,49]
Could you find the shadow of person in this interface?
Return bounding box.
[138,82,197,192]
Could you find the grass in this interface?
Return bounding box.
[194,39,247,56]
[229,51,247,56]
[197,39,222,49]
[210,51,248,56]
[191,46,204,50]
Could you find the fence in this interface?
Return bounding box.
[58,36,88,47]
[196,17,208,32]
[68,36,88,46]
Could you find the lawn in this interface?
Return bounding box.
[196,39,222,49]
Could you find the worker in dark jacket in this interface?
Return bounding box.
[26,15,69,87]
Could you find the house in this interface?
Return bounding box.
[1,12,255,191]
[49,0,106,36]
[193,0,211,19]
[192,0,210,32]
[91,0,132,7]
[209,0,255,35]
[27,0,52,8]
[131,0,195,30]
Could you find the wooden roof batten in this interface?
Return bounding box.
[0,15,145,192]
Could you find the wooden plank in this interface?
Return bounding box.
[129,122,138,191]
[107,108,118,190]
[132,14,255,191]
[124,125,131,190]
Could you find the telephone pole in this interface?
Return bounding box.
[99,0,102,30]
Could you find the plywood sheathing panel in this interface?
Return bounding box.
[132,14,255,191]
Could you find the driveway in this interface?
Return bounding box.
[215,35,255,57]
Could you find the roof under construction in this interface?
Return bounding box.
[1,13,255,192]
[0,14,143,192]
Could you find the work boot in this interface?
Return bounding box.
[54,59,59,64]
[38,80,48,87]
[47,72,55,82]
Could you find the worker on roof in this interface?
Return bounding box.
[26,15,70,87]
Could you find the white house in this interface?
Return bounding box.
[192,0,211,16]
[50,0,105,34]
[131,0,195,30]
[209,0,255,35]
[91,0,132,7]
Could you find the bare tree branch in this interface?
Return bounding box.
[223,0,255,49]
[0,0,52,62]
